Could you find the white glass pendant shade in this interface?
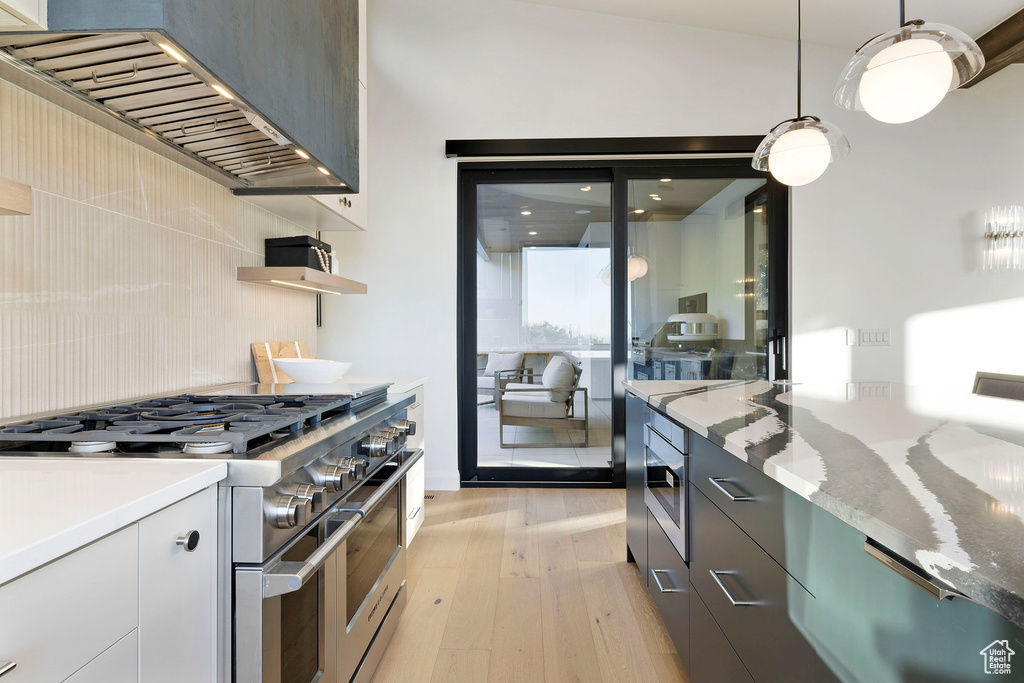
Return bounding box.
[627,256,648,281]
[752,117,850,187]
[835,22,985,123]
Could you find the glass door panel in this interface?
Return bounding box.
[475,181,612,469]
[627,177,770,383]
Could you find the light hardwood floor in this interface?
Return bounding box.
[369,488,690,683]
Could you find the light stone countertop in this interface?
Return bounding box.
[0,459,226,585]
[624,378,1024,628]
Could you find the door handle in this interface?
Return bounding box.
[651,569,683,593]
[709,570,756,606]
[708,477,754,502]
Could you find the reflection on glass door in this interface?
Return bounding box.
[627,177,771,383]
[475,181,612,470]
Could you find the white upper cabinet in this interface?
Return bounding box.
[0,0,45,29]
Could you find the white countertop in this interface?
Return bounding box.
[341,375,427,394]
[0,459,226,586]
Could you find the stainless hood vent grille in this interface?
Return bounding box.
[0,32,322,184]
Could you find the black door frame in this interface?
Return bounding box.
[457,155,789,487]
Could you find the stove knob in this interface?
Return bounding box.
[393,419,417,436]
[294,484,327,513]
[359,435,388,457]
[273,495,312,529]
[340,456,368,480]
[319,465,348,492]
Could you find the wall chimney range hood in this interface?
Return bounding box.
[0,0,358,195]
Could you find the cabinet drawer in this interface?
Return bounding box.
[689,431,815,591]
[647,510,689,670]
[0,526,138,683]
[690,487,836,683]
[626,394,649,576]
[405,457,425,545]
[689,587,754,683]
[63,630,138,683]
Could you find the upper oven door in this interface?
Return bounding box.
[335,448,424,682]
[644,425,688,560]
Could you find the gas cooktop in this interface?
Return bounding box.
[0,382,391,456]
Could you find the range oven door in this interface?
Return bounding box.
[644,424,688,561]
[234,448,424,683]
[336,448,423,683]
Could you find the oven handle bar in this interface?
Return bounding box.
[261,448,425,599]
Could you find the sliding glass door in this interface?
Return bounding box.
[458,159,788,485]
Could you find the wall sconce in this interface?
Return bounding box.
[984,205,1024,271]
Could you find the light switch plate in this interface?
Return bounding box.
[859,329,891,346]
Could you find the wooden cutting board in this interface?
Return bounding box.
[251,341,311,383]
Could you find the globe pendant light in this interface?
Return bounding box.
[834,0,984,124]
[752,0,850,187]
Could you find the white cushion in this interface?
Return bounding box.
[542,356,577,402]
[484,352,524,376]
[502,393,569,419]
[477,376,496,390]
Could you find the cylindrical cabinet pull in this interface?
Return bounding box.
[709,570,756,606]
[176,530,200,552]
[651,568,683,594]
[863,541,963,600]
[407,506,422,520]
[0,661,16,677]
[708,477,754,502]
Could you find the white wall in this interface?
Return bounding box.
[321,0,1024,490]
[0,78,317,420]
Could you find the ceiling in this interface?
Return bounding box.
[477,179,742,253]
[515,0,1022,50]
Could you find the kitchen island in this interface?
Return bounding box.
[626,378,1024,683]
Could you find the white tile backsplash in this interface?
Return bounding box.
[0,77,318,420]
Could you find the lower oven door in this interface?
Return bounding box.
[337,448,424,683]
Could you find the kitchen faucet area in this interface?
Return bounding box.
[4,1,1024,682]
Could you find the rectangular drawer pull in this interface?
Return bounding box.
[651,568,684,594]
[0,662,15,677]
[407,506,422,520]
[709,477,754,502]
[709,570,756,606]
[864,541,964,601]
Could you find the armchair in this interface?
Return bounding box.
[477,352,531,405]
[498,353,588,448]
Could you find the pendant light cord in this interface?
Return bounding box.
[899,0,905,26]
[796,0,802,118]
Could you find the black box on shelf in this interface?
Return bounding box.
[265,236,332,271]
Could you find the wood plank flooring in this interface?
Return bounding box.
[369,488,690,683]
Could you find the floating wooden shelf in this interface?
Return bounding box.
[0,176,31,216]
[236,267,367,295]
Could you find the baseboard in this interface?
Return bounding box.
[425,469,461,491]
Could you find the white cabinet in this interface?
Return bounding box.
[0,486,217,683]
[0,0,45,29]
[63,631,138,683]
[139,488,217,683]
[403,384,426,544]
[0,526,139,683]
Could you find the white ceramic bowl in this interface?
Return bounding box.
[272,358,352,384]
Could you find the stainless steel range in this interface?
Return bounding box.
[0,381,420,683]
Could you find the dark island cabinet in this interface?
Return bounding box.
[627,394,1024,683]
[625,393,649,580]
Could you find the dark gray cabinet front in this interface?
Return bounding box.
[689,587,754,683]
[625,393,648,579]
[647,510,689,671]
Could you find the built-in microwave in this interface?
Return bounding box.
[644,422,688,561]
